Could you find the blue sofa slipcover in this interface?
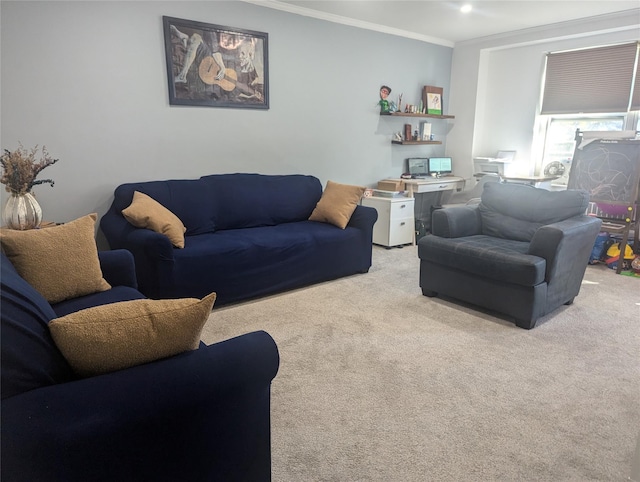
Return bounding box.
[1,249,279,481]
[100,173,378,303]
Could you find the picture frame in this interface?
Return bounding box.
[426,93,442,115]
[423,85,443,115]
[162,16,269,109]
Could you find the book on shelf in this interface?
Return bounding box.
[420,122,432,141]
[404,123,412,141]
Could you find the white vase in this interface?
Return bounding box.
[2,192,43,230]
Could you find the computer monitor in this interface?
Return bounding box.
[407,158,429,177]
[428,157,452,176]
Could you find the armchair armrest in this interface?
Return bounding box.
[529,215,602,305]
[431,205,482,238]
[1,330,280,482]
[98,249,137,289]
[529,215,602,271]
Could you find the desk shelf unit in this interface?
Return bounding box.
[362,196,415,248]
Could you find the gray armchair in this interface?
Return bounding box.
[418,182,602,329]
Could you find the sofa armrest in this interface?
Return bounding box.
[100,209,175,261]
[1,330,280,482]
[348,204,378,229]
[431,205,482,238]
[529,215,602,294]
[98,249,138,289]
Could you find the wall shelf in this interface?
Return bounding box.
[381,112,455,120]
[391,140,442,145]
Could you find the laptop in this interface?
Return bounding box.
[407,158,429,178]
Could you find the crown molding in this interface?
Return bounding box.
[241,0,455,48]
[457,9,640,50]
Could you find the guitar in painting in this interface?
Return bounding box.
[198,56,263,101]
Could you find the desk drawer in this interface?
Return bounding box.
[415,181,457,193]
[387,216,414,246]
[363,196,415,247]
[389,200,413,220]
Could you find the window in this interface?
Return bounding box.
[537,113,634,186]
[534,42,640,184]
[542,115,626,165]
[541,42,639,114]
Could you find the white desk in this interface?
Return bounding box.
[502,175,559,190]
[381,177,465,245]
[383,177,466,197]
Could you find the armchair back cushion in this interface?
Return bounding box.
[479,182,590,241]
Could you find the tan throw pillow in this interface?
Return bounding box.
[0,213,111,304]
[309,180,366,229]
[49,292,217,377]
[122,191,186,248]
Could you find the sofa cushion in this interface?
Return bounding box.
[479,183,590,241]
[166,221,366,302]
[0,214,111,304]
[418,234,546,287]
[49,292,217,377]
[200,173,323,230]
[122,191,187,248]
[309,181,365,229]
[1,253,75,400]
[52,286,147,317]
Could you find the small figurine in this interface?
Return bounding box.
[379,85,392,113]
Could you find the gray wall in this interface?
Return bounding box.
[0,1,452,230]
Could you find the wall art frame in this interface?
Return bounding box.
[422,85,443,115]
[162,16,269,109]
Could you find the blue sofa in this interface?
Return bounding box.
[1,249,280,481]
[100,173,378,303]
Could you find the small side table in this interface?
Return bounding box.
[362,196,415,248]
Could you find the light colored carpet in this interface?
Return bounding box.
[201,245,640,481]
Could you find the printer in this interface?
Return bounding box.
[473,150,517,178]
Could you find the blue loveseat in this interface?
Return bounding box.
[1,249,279,481]
[100,173,378,303]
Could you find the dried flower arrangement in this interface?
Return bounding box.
[0,143,59,195]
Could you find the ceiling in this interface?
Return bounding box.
[253,1,640,46]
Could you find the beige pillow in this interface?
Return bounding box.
[122,191,186,248]
[0,213,111,304]
[309,181,366,229]
[49,292,217,377]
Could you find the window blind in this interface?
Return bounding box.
[541,42,639,115]
[631,44,640,111]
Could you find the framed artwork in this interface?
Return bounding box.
[162,16,269,109]
[423,85,443,115]
[426,93,442,115]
